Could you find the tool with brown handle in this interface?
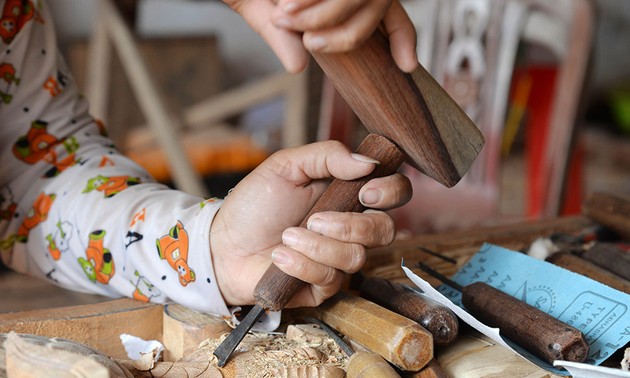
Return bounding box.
[417,263,589,364]
[546,252,630,294]
[581,242,630,281]
[359,275,459,346]
[582,192,630,240]
[213,28,484,366]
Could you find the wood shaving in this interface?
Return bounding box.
[622,347,630,371]
[190,323,349,377]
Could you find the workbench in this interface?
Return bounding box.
[1,214,627,377]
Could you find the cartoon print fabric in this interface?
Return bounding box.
[0,0,240,322]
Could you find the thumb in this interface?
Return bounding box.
[269,141,379,185]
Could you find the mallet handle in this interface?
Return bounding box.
[254,134,404,311]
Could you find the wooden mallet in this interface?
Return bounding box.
[213,29,485,367]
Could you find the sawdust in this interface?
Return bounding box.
[188,323,349,377]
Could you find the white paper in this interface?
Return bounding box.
[554,361,630,378]
[119,333,164,370]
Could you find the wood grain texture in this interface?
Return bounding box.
[0,298,162,360]
[311,29,484,188]
[315,291,433,372]
[407,359,449,378]
[346,351,401,378]
[436,330,561,378]
[359,276,459,346]
[546,252,630,294]
[362,216,595,280]
[118,360,223,378]
[582,243,630,281]
[462,282,589,364]
[1,333,133,378]
[582,192,630,240]
[162,304,232,362]
[4,333,110,378]
[254,134,405,311]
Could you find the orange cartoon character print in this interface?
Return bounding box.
[0,0,38,44]
[17,191,55,243]
[131,271,161,303]
[12,121,81,176]
[0,62,19,104]
[83,175,140,198]
[45,220,73,261]
[156,221,195,287]
[12,120,58,164]
[42,136,81,178]
[78,230,115,284]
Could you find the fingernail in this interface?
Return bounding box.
[351,153,380,164]
[305,36,327,51]
[284,2,298,13]
[272,250,291,266]
[274,17,292,28]
[361,189,382,205]
[282,230,298,247]
[307,218,326,234]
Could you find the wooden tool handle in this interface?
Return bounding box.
[582,192,630,240]
[317,291,433,372]
[360,276,459,346]
[347,351,401,378]
[462,282,589,363]
[582,243,630,281]
[546,252,630,294]
[253,134,405,311]
[311,29,484,188]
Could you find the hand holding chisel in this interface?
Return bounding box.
[213,24,483,366]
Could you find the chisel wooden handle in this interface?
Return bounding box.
[582,192,630,240]
[311,29,484,188]
[254,134,405,311]
[317,291,433,372]
[360,276,459,346]
[462,282,589,363]
[546,252,630,294]
[582,242,630,281]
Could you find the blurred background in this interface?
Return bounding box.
[49,0,630,235]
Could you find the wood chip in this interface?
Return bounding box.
[189,323,349,377]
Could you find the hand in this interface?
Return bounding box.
[210,140,411,307]
[223,0,418,73]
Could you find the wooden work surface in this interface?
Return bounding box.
[0,215,624,377]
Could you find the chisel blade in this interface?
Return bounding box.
[306,317,354,357]
[212,304,265,367]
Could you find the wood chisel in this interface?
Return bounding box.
[359,275,459,346]
[417,263,589,364]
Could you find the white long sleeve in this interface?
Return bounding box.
[0,0,232,318]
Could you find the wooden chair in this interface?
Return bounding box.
[84,0,309,197]
[319,0,594,233]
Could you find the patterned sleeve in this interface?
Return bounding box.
[0,0,238,320]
